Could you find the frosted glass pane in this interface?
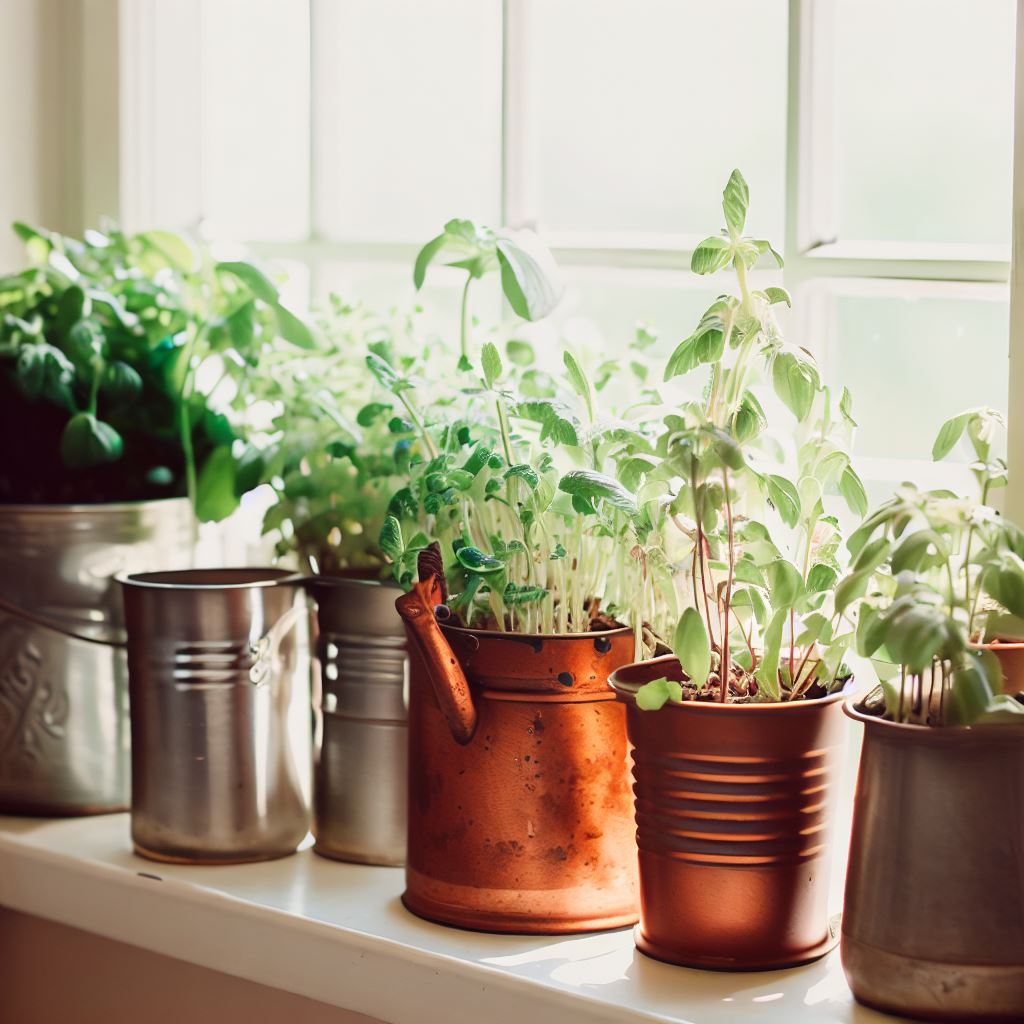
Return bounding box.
[200,0,310,241]
[833,0,1014,247]
[313,0,502,242]
[820,286,1008,463]
[529,0,788,241]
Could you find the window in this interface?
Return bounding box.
[125,0,1018,502]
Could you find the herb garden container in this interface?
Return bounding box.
[610,654,847,970]
[842,702,1024,1022]
[306,575,407,866]
[396,584,638,933]
[0,499,191,816]
[121,568,309,864]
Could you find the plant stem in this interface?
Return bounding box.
[721,466,735,703]
[177,327,200,553]
[459,276,472,360]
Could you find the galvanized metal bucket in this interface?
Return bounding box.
[305,576,407,866]
[120,568,309,864]
[0,499,192,815]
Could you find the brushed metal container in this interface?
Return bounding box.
[0,499,191,815]
[121,568,309,864]
[842,702,1024,1022]
[306,576,407,866]
[611,655,847,970]
[395,576,639,934]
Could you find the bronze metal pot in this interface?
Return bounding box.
[610,654,847,970]
[395,578,639,933]
[842,702,1024,1022]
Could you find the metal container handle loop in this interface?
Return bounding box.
[249,600,303,686]
[0,592,126,648]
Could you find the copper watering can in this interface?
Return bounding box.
[395,564,639,934]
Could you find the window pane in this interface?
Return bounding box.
[312,0,502,243]
[810,282,1009,465]
[528,0,788,242]
[833,0,1014,248]
[200,0,310,241]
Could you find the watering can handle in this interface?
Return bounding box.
[395,578,477,745]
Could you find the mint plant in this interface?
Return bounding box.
[841,407,1024,725]
[634,171,866,708]
[0,222,312,520]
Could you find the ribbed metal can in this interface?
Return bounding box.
[0,499,191,815]
[611,654,847,970]
[120,568,309,864]
[306,576,407,866]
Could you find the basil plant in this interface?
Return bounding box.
[633,171,867,709]
[840,408,1024,726]
[0,221,313,521]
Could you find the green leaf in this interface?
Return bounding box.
[983,554,1024,617]
[772,349,820,421]
[516,399,579,446]
[839,386,857,427]
[947,650,998,725]
[365,352,406,393]
[835,571,870,615]
[891,529,948,575]
[634,677,684,711]
[856,605,888,658]
[505,463,540,489]
[194,444,238,523]
[217,261,279,304]
[481,341,503,387]
[101,360,143,401]
[275,304,316,349]
[558,469,638,515]
[673,608,711,686]
[885,604,949,674]
[932,412,970,461]
[456,546,505,574]
[664,323,725,380]
[755,607,787,700]
[766,558,803,609]
[357,402,392,427]
[379,515,404,563]
[722,169,750,235]
[763,286,791,307]
[139,230,197,273]
[766,474,800,528]
[413,232,447,290]
[506,339,535,366]
[690,236,733,275]
[839,464,868,518]
[807,563,839,593]
[734,390,767,443]
[503,583,548,606]
[563,350,593,421]
[494,232,562,321]
[59,413,124,469]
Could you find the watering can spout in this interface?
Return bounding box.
[395,576,477,745]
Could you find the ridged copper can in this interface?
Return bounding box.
[842,703,1024,1022]
[396,583,638,933]
[611,655,846,970]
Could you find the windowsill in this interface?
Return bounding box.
[0,814,891,1024]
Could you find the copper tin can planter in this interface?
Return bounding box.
[981,640,1024,695]
[610,654,847,970]
[842,702,1024,1022]
[0,499,191,816]
[396,584,639,934]
[121,569,309,865]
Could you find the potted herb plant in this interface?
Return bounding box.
[840,408,1024,1022]
[0,222,311,815]
[609,171,866,969]
[384,220,675,932]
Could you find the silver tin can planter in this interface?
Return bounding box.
[121,568,309,865]
[306,576,407,866]
[0,499,191,816]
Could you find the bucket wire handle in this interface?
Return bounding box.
[249,600,303,685]
[0,592,126,648]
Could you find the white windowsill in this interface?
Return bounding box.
[0,814,895,1024]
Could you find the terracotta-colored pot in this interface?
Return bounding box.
[978,639,1024,695]
[396,579,638,934]
[610,654,847,970]
[842,701,1024,1022]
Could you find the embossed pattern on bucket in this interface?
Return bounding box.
[0,499,191,815]
[307,576,407,866]
[612,654,846,970]
[122,569,309,864]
